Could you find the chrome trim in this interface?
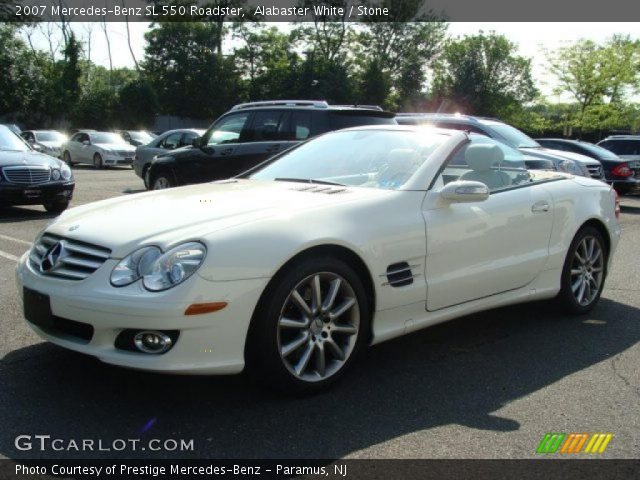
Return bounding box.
[2,165,51,184]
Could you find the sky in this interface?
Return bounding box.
[26,22,640,101]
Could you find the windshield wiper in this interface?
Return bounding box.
[275,177,345,186]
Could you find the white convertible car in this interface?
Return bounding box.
[16,126,621,392]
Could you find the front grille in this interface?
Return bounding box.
[116,151,133,157]
[29,234,111,280]
[587,165,604,179]
[3,166,51,184]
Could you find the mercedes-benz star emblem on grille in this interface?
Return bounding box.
[40,241,66,273]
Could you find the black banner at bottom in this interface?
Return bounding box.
[1,459,639,480]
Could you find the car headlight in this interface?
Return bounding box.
[110,242,206,291]
[142,242,207,291]
[60,163,72,180]
[557,159,582,176]
[111,246,162,287]
[51,168,61,180]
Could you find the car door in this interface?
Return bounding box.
[77,133,93,163]
[193,112,253,181]
[66,133,83,162]
[232,110,291,173]
[422,144,555,311]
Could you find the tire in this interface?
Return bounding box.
[43,199,70,214]
[246,256,371,394]
[142,166,150,190]
[556,226,607,315]
[63,151,73,166]
[93,153,103,169]
[150,171,174,190]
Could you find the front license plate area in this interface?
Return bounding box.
[23,287,54,329]
[23,189,41,198]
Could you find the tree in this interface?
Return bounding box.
[546,36,640,134]
[431,32,538,117]
[117,80,159,128]
[143,22,241,119]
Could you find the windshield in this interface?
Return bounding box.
[91,133,128,145]
[129,131,154,143]
[250,129,449,189]
[36,131,66,142]
[0,125,31,152]
[488,123,540,148]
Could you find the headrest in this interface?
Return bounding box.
[464,144,504,172]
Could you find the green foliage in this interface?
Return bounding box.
[431,32,538,117]
[142,22,242,118]
[117,80,159,128]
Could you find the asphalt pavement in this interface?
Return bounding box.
[0,166,639,460]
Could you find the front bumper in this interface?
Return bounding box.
[0,181,74,206]
[104,154,134,166]
[16,252,268,374]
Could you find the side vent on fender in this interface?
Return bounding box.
[383,262,419,287]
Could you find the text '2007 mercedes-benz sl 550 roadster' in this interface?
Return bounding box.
[16,126,621,393]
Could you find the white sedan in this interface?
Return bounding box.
[62,131,136,168]
[16,126,621,393]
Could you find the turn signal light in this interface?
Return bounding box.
[611,163,632,177]
[184,302,228,316]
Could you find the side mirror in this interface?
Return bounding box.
[82,140,90,146]
[32,144,43,152]
[440,180,490,203]
[192,137,202,148]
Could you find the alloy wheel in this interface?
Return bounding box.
[153,177,171,190]
[570,235,604,306]
[277,272,360,382]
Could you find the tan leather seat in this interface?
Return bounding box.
[459,144,511,190]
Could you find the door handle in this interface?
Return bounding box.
[531,201,550,213]
[220,148,233,156]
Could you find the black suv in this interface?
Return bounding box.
[146,101,396,190]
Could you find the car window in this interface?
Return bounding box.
[70,133,81,143]
[204,113,251,146]
[290,111,312,140]
[433,141,563,194]
[328,113,395,129]
[91,132,126,144]
[600,139,640,156]
[576,142,619,160]
[247,111,287,142]
[79,133,89,143]
[180,132,199,146]
[487,123,540,148]
[161,132,183,150]
[0,125,30,152]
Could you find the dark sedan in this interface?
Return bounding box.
[0,125,74,213]
[537,138,640,194]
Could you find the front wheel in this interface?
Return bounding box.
[93,153,103,169]
[151,172,174,190]
[246,256,370,394]
[556,226,607,314]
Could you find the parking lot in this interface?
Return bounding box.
[0,166,639,460]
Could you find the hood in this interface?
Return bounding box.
[543,148,601,166]
[39,141,63,149]
[0,150,63,168]
[95,143,136,152]
[520,147,600,166]
[46,180,388,258]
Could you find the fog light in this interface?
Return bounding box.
[134,331,173,354]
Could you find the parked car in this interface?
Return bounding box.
[5,124,21,135]
[0,125,74,213]
[133,129,205,188]
[20,130,67,158]
[62,131,136,168]
[537,138,640,194]
[17,125,619,393]
[460,134,555,171]
[146,100,396,190]
[396,114,604,179]
[117,130,157,147]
